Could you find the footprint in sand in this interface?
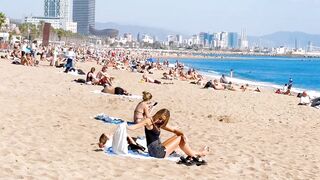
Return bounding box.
[217,115,234,123]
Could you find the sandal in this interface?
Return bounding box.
[192,156,208,166]
[177,156,195,166]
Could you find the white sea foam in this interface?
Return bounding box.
[201,71,320,97]
[168,62,320,97]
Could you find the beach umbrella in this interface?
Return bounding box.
[147,58,155,63]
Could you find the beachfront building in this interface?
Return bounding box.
[228,32,239,49]
[25,0,77,33]
[166,35,176,46]
[44,0,77,33]
[216,32,228,49]
[141,34,154,44]
[44,0,60,17]
[275,46,288,54]
[123,33,133,42]
[25,16,62,29]
[239,29,249,50]
[199,32,213,48]
[73,0,95,35]
[176,34,183,45]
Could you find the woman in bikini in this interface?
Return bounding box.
[127,109,209,164]
[86,67,99,85]
[133,91,153,124]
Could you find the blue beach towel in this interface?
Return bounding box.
[95,114,135,125]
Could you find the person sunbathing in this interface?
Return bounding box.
[178,71,188,81]
[127,109,209,165]
[162,72,173,80]
[142,74,162,84]
[298,91,311,106]
[98,134,145,152]
[212,79,226,90]
[134,91,156,124]
[96,66,114,86]
[101,86,131,96]
[220,74,229,84]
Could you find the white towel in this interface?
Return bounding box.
[92,90,142,100]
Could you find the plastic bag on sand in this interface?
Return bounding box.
[112,122,128,155]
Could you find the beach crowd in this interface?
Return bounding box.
[1,40,319,166]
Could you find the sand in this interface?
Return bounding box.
[0,59,320,180]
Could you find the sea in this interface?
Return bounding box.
[168,56,320,97]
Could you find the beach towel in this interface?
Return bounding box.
[95,114,135,125]
[103,134,180,161]
[92,90,142,100]
[112,123,128,155]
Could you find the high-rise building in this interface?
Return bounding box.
[73,0,95,35]
[176,35,183,44]
[239,29,249,50]
[219,32,228,49]
[42,0,77,33]
[44,0,61,17]
[228,32,238,49]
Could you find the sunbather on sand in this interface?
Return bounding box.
[127,109,209,164]
[142,74,162,84]
[299,91,311,106]
[212,79,226,90]
[98,134,145,152]
[162,72,173,80]
[134,92,156,124]
[96,66,114,86]
[101,86,131,96]
[86,67,99,85]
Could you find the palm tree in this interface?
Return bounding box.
[19,23,39,40]
[0,12,6,30]
[55,28,66,41]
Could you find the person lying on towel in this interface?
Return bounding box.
[98,133,145,152]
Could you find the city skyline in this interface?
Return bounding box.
[0,0,319,36]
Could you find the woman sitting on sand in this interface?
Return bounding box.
[127,109,209,164]
[86,67,99,85]
[21,53,34,66]
[178,71,188,81]
[101,86,131,96]
[134,92,155,124]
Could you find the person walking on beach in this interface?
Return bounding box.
[230,69,234,78]
[64,47,76,73]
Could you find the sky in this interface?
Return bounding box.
[0,0,319,36]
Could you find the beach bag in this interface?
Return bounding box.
[112,122,128,155]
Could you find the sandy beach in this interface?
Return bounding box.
[1,59,320,179]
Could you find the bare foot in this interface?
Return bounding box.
[197,146,210,157]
